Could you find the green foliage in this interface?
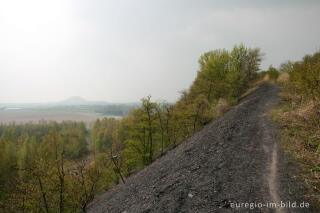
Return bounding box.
[191,49,230,102]
[190,44,262,101]
[258,70,267,78]
[266,65,280,81]
[119,96,159,166]
[0,122,96,212]
[279,61,294,73]
[91,118,120,153]
[94,104,138,116]
[289,52,320,102]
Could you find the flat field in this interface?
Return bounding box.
[0,109,114,125]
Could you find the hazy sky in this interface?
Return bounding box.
[1,0,320,103]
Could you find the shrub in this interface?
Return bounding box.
[266,65,280,81]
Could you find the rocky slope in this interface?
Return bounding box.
[88,83,312,213]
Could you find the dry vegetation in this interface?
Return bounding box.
[277,72,290,83]
[270,51,320,206]
[272,97,320,204]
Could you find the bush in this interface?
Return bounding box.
[289,53,320,102]
[266,65,280,81]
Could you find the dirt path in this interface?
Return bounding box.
[269,143,282,213]
[88,83,312,213]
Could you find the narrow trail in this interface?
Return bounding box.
[269,143,282,213]
[88,83,312,213]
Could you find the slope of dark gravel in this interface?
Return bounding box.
[88,83,313,213]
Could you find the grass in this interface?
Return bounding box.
[271,90,320,208]
[239,86,259,99]
[239,75,272,100]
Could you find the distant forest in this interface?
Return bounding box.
[37,104,140,116]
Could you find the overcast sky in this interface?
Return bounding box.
[1,0,320,103]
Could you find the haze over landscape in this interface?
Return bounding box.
[1,0,320,104]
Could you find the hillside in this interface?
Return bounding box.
[58,96,110,106]
[59,96,92,105]
[88,83,312,212]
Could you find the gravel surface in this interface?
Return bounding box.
[88,83,313,213]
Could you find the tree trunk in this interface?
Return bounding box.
[38,177,49,213]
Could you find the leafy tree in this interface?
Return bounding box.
[266,65,280,81]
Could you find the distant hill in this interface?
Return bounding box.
[58,96,139,106]
[59,96,89,105]
[58,96,109,106]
